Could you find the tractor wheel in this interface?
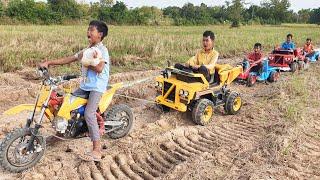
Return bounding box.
[192,99,215,126]
[246,74,257,87]
[290,62,298,73]
[268,71,280,82]
[224,92,242,115]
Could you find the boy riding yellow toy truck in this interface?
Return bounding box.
[155,31,243,126]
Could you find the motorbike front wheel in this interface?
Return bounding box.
[0,128,45,172]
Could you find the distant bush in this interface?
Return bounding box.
[0,0,319,25]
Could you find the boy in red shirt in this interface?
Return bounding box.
[243,43,263,71]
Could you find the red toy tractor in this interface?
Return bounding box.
[268,48,309,72]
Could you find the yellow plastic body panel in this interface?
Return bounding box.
[98,83,123,113]
[3,85,51,115]
[56,94,87,120]
[57,83,123,120]
[3,104,39,115]
[156,75,208,112]
[155,64,243,112]
[3,83,123,120]
[215,64,243,85]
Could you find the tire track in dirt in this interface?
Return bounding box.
[78,118,265,179]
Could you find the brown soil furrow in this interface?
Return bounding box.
[149,151,173,169]
[132,154,162,178]
[109,158,130,179]
[304,135,320,147]
[231,122,261,134]
[78,162,94,180]
[210,128,241,142]
[232,121,264,130]
[127,154,155,180]
[186,134,215,152]
[173,137,205,154]
[98,160,117,180]
[288,161,320,178]
[159,144,188,162]
[115,154,143,180]
[157,145,184,164]
[225,123,260,138]
[216,126,254,141]
[145,154,169,174]
[200,129,237,144]
[89,162,105,180]
[196,134,221,146]
[164,141,195,158]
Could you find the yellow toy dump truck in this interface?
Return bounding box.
[155,64,243,126]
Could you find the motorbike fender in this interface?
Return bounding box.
[99,83,123,113]
[3,104,40,115]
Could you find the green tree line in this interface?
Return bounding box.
[0,0,319,25]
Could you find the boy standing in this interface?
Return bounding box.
[39,20,109,161]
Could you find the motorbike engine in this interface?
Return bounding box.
[53,117,68,134]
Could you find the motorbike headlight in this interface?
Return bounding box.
[179,89,184,95]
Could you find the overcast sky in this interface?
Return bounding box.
[86,0,319,12]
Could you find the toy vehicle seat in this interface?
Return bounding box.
[273,49,294,55]
[210,64,236,85]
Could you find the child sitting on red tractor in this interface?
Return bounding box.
[281,34,295,50]
[269,33,307,72]
[304,38,320,62]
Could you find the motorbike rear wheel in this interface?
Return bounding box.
[104,104,133,139]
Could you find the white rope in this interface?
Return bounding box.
[114,93,157,104]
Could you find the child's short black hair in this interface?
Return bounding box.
[254,43,262,49]
[203,31,215,40]
[287,34,293,38]
[306,38,312,41]
[89,20,108,40]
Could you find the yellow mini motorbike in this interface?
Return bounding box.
[0,68,133,172]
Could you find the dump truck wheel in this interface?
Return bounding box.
[224,92,242,115]
[192,99,214,126]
